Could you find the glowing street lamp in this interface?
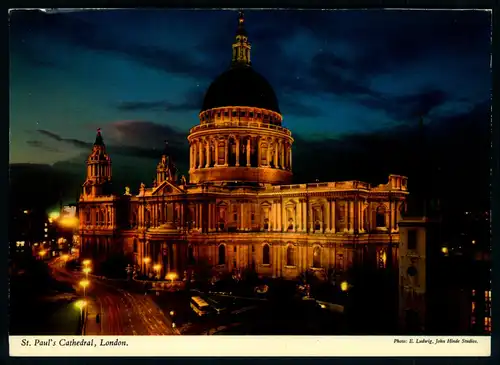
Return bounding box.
[83,267,92,278]
[61,254,69,261]
[441,246,449,256]
[143,257,151,274]
[39,250,47,259]
[153,264,161,272]
[83,259,91,267]
[75,299,87,323]
[49,211,60,221]
[79,279,90,297]
[167,272,178,285]
[340,281,349,292]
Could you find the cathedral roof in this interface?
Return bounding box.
[200,12,280,114]
[201,67,280,113]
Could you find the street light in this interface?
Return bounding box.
[39,250,47,259]
[143,257,151,275]
[83,259,91,267]
[75,300,87,326]
[153,264,161,280]
[79,279,90,297]
[61,254,69,261]
[83,267,92,278]
[340,281,349,292]
[167,272,178,285]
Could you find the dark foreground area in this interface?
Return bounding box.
[9,257,81,335]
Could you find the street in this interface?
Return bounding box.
[48,257,178,336]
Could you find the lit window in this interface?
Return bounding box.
[484,317,491,333]
[472,302,476,313]
[485,291,491,301]
[472,289,476,296]
[44,223,48,227]
[44,228,48,232]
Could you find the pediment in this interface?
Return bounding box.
[151,180,184,196]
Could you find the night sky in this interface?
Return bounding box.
[9,9,491,213]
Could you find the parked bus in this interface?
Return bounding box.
[190,296,210,316]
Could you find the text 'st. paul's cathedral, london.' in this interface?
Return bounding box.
[78,13,409,281]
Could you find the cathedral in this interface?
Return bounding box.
[78,13,409,281]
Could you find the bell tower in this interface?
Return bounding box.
[83,128,112,197]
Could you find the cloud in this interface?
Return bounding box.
[34,121,189,166]
[25,140,61,153]
[116,88,205,113]
[359,89,449,120]
[10,10,219,80]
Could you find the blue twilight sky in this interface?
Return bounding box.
[9,9,492,209]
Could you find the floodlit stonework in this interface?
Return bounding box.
[78,13,409,280]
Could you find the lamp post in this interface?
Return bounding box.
[83,267,92,279]
[153,264,161,280]
[80,279,90,297]
[143,257,151,276]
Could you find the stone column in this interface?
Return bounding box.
[266,141,271,166]
[198,140,203,169]
[224,139,229,166]
[274,141,279,167]
[246,139,251,167]
[325,200,330,233]
[278,201,283,231]
[349,201,355,233]
[280,141,284,169]
[257,138,262,166]
[240,203,244,231]
[214,139,219,166]
[289,145,293,170]
[205,140,210,168]
[271,203,276,231]
[235,138,240,167]
[390,201,396,232]
[302,200,307,232]
[309,202,314,233]
[297,201,302,231]
[208,202,212,232]
[331,199,336,233]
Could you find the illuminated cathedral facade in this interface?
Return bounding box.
[78,13,409,281]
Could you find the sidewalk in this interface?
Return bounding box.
[84,297,103,335]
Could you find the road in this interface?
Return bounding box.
[48,257,178,336]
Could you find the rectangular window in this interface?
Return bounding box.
[252,245,255,252]
[217,112,221,118]
[407,230,417,250]
[472,302,475,313]
[234,246,237,252]
[249,112,254,118]
[233,213,237,221]
[224,111,229,117]
[251,213,255,221]
[484,317,491,333]
[240,111,245,117]
[232,111,237,117]
[257,113,261,118]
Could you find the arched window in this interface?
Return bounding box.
[218,244,226,265]
[286,245,295,266]
[376,206,386,227]
[313,246,321,268]
[262,244,270,265]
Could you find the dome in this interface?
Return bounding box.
[201,66,281,114]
